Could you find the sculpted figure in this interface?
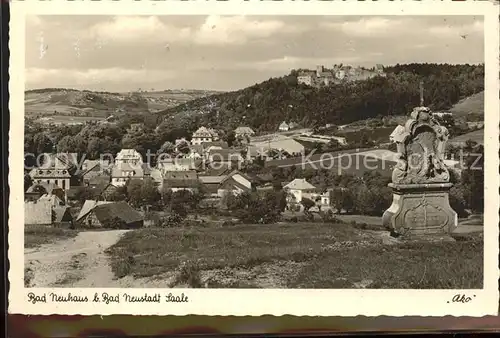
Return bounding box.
[392,154,408,184]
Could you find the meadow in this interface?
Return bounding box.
[105,222,483,289]
[24,225,79,249]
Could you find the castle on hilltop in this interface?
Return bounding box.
[297,64,386,88]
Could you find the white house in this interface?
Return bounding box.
[115,149,143,166]
[284,178,317,206]
[111,163,149,187]
[191,126,220,145]
[29,153,76,191]
[278,121,290,132]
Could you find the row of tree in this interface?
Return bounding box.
[163,63,484,132]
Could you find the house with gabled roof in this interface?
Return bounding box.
[278,121,290,132]
[235,127,255,139]
[191,126,220,145]
[217,170,255,197]
[162,170,200,193]
[76,200,143,229]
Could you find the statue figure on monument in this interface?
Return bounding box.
[382,85,458,237]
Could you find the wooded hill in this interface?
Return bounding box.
[158,63,484,132]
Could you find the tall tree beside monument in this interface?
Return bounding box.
[383,82,458,237]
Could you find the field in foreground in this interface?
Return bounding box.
[25,225,79,249]
[106,223,483,289]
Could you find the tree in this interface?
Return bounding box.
[126,178,161,209]
[176,140,190,154]
[331,188,354,214]
[33,133,54,155]
[301,197,315,213]
[108,186,128,202]
[157,141,175,156]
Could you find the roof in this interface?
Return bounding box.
[39,193,64,206]
[235,127,255,135]
[253,136,305,155]
[30,167,71,178]
[199,176,226,184]
[193,126,218,138]
[53,206,72,223]
[93,202,144,225]
[149,168,163,183]
[208,149,244,162]
[279,121,289,129]
[163,170,198,180]
[87,175,111,186]
[220,169,254,185]
[26,182,64,194]
[76,200,113,222]
[116,149,143,161]
[284,178,317,191]
[163,178,200,189]
[201,141,229,149]
[40,153,78,169]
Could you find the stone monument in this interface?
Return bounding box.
[382,105,458,237]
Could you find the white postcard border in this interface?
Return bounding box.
[8,0,500,316]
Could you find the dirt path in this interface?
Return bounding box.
[25,230,131,288]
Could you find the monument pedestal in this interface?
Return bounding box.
[382,183,458,237]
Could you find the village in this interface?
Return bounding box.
[24,121,355,229]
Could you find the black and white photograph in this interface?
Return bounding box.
[21,14,487,290]
[8,0,500,318]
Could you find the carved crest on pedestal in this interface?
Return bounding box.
[390,107,450,184]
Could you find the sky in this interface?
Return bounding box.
[25,15,484,92]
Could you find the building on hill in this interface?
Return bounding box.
[115,149,143,166]
[217,170,255,197]
[162,170,200,193]
[253,135,305,157]
[29,152,78,190]
[111,163,150,187]
[199,175,226,197]
[283,178,331,211]
[127,123,144,133]
[235,126,255,139]
[297,71,315,86]
[191,126,220,145]
[76,200,143,229]
[157,157,202,172]
[278,121,290,132]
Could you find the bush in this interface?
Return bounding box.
[222,220,236,227]
[173,261,203,288]
[290,216,298,223]
[161,213,184,227]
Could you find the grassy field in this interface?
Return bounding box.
[450,129,484,145]
[106,222,483,289]
[449,91,484,117]
[24,225,79,249]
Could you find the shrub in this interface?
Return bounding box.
[161,213,184,227]
[290,216,298,223]
[174,261,203,288]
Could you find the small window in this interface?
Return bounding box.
[55,179,58,186]
[62,180,66,190]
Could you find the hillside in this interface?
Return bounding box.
[159,63,484,133]
[449,91,484,117]
[25,88,221,122]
